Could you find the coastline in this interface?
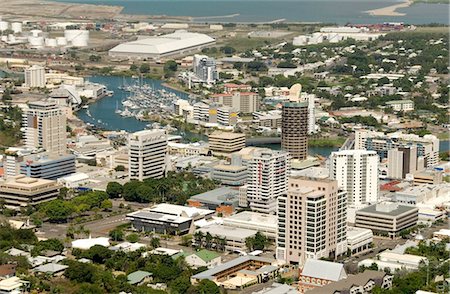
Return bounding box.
[365,0,413,16]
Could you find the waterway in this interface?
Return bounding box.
[77,75,338,156]
[55,0,449,24]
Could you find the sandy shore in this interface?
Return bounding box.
[365,0,413,16]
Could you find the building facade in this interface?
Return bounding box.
[247,149,290,214]
[22,101,67,155]
[0,175,61,208]
[24,65,45,88]
[128,130,167,181]
[281,102,308,160]
[277,177,347,264]
[208,131,245,154]
[19,154,76,180]
[330,150,379,208]
[193,54,218,84]
[210,92,259,113]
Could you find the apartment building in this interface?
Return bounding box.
[354,130,439,167]
[128,129,167,181]
[330,150,379,208]
[281,102,308,160]
[22,100,67,155]
[0,175,61,208]
[277,176,347,264]
[210,92,259,113]
[24,65,45,88]
[247,149,290,214]
[388,146,419,179]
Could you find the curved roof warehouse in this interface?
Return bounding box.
[109,30,216,59]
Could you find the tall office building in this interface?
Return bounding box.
[24,65,46,88]
[193,54,218,84]
[281,101,308,160]
[329,150,379,208]
[128,129,167,181]
[247,148,290,214]
[22,100,67,155]
[276,176,347,264]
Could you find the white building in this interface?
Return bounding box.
[385,100,414,112]
[109,30,216,59]
[185,249,221,269]
[223,211,277,239]
[358,251,427,271]
[193,101,210,121]
[330,150,379,208]
[24,65,45,88]
[71,237,110,250]
[193,54,218,84]
[347,227,373,255]
[22,100,67,155]
[247,148,290,214]
[128,130,167,181]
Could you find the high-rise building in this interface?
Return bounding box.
[247,148,290,214]
[193,54,218,84]
[128,130,167,181]
[354,129,439,167]
[193,101,210,121]
[22,100,67,155]
[277,176,347,264]
[387,146,419,179]
[329,150,379,208]
[281,101,308,160]
[24,65,46,88]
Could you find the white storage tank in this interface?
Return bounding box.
[28,36,44,47]
[11,22,22,33]
[56,37,67,46]
[0,21,8,31]
[30,29,42,37]
[45,38,57,47]
[1,36,7,42]
[7,34,15,42]
[64,29,89,47]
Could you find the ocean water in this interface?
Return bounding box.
[54,0,449,24]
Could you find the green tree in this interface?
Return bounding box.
[42,200,74,223]
[163,60,178,77]
[64,261,96,283]
[114,165,125,172]
[126,233,139,243]
[109,228,124,241]
[86,245,112,264]
[169,276,191,294]
[139,63,150,73]
[196,279,220,294]
[106,182,123,199]
[100,199,113,211]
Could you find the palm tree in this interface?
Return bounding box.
[194,231,204,247]
[150,237,160,249]
[205,233,213,249]
[218,237,227,252]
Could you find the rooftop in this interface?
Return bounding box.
[110,31,215,55]
[192,249,220,262]
[127,270,152,285]
[224,211,277,227]
[357,202,418,217]
[301,259,346,281]
[197,224,256,240]
[192,255,275,280]
[33,263,68,274]
[209,131,245,140]
[189,187,240,205]
[0,175,59,189]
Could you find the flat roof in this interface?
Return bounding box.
[209,131,245,140]
[213,164,247,172]
[197,225,256,240]
[190,187,239,205]
[0,175,58,189]
[357,203,417,217]
[225,211,277,227]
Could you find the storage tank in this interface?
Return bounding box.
[1,36,7,42]
[56,37,67,46]
[64,29,89,47]
[30,29,42,37]
[7,34,15,43]
[0,21,8,31]
[11,22,22,33]
[28,36,44,47]
[45,38,57,47]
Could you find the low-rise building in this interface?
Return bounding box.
[255,282,298,294]
[57,172,89,188]
[358,251,427,271]
[307,270,393,294]
[185,249,221,269]
[355,202,418,238]
[211,164,248,186]
[412,170,443,185]
[433,229,450,240]
[187,187,239,213]
[386,99,414,112]
[127,204,214,235]
[19,153,76,180]
[191,255,278,289]
[298,259,347,293]
[223,211,277,239]
[347,227,373,255]
[196,225,256,251]
[0,175,61,208]
[0,277,29,294]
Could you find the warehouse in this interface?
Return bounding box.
[109,30,215,59]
